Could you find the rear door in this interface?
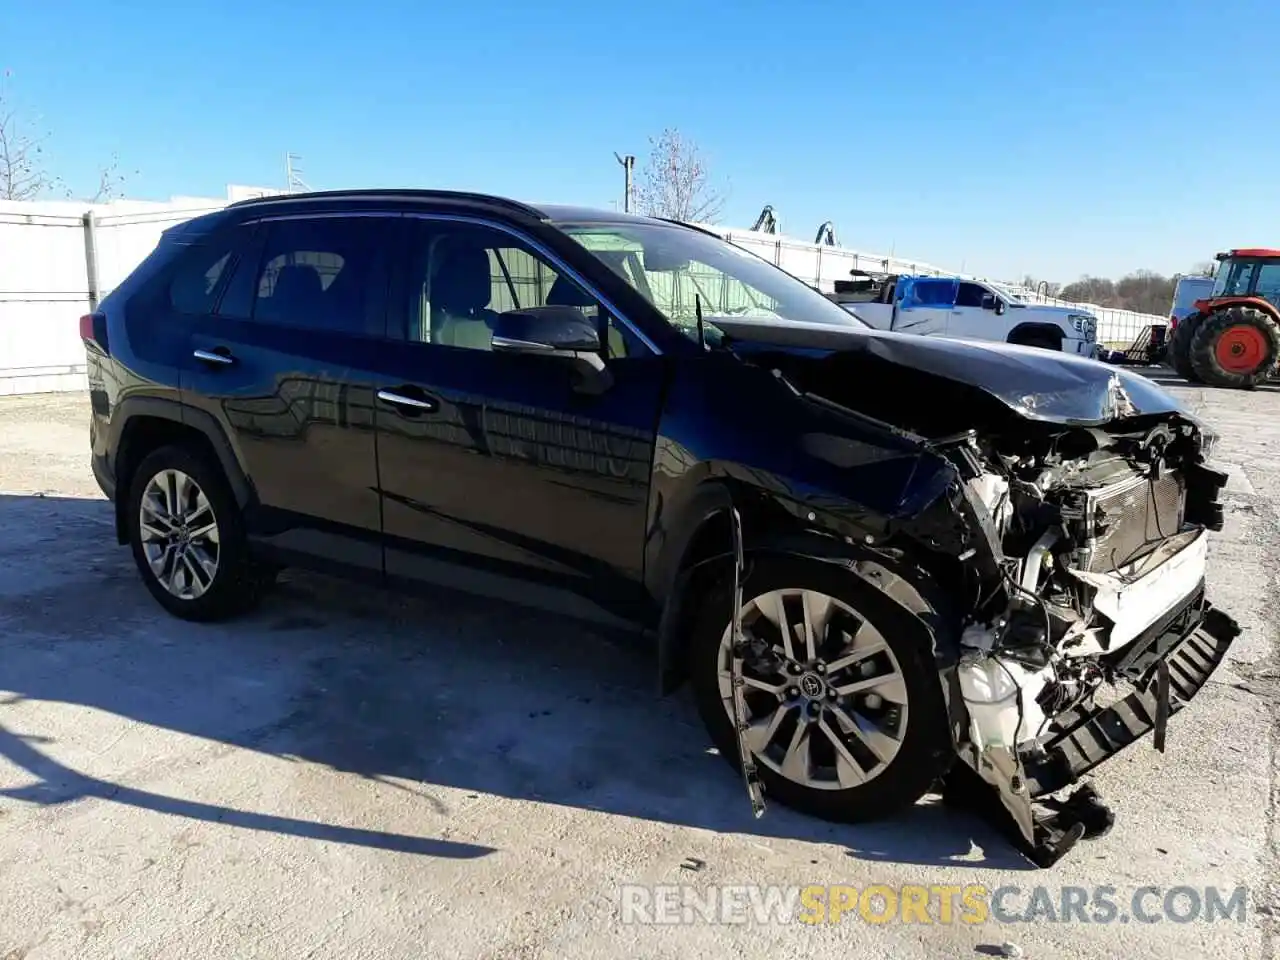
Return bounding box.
[892,277,956,335]
[180,212,395,572]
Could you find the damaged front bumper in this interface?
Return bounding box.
[947,591,1241,867]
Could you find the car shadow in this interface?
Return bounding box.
[0,492,1033,871]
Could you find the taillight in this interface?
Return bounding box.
[80,312,108,352]
[1169,315,1179,332]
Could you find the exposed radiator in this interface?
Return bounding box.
[1081,470,1186,573]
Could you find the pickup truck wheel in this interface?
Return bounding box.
[1169,313,1204,383]
[690,555,951,823]
[125,444,272,622]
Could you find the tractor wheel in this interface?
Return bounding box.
[1189,306,1280,389]
[1168,313,1204,383]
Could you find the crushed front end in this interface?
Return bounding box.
[932,411,1240,866]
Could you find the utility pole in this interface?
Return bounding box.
[285,152,310,193]
[613,152,635,213]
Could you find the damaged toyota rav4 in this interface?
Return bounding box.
[84,192,1238,866]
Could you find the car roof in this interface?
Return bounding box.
[533,204,669,225]
[225,190,672,228]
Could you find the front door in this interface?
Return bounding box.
[373,217,668,625]
[181,213,394,572]
[944,280,999,342]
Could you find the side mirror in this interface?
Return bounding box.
[994,299,1007,316]
[981,293,997,311]
[491,306,613,395]
[492,306,602,355]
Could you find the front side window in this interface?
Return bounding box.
[557,220,868,343]
[1211,259,1257,298]
[955,282,987,309]
[401,222,640,357]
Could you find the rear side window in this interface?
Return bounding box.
[248,218,385,334]
[914,279,958,307]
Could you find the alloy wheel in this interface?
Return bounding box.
[718,588,908,790]
[138,469,220,600]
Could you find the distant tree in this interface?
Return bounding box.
[1020,275,1061,298]
[0,72,132,202]
[1060,276,1118,305]
[1059,270,1178,314]
[633,127,727,224]
[0,73,58,200]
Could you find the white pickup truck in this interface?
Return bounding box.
[829,274,1099,357]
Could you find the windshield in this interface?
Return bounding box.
[556,220,868,341]
[1211,259,1256,298]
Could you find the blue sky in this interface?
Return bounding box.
[1,0,1273,281]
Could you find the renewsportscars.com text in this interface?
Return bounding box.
[619,883,1250,926]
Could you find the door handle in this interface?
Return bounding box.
[193,348,235,366]
[377,388,438,413]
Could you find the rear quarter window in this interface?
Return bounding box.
[169,246,233,314]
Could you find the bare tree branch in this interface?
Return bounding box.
[633,128,727,224]
[1,73,130,202]
[0,94,59,200]
[90,152,128,203]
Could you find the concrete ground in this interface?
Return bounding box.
[0,379,1276,960]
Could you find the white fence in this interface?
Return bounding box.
[0,196,226,394]
[0,193,1167,395]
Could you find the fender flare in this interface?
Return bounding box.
[1007,322,1066,349]
[1195,296,1280,325]
[109,396,255,509]
[656,514,962,694]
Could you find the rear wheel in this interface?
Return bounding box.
[126,444,273,621]
[690,555,952,823]
[1189,305,1280,389]
[1168,313,1204,383]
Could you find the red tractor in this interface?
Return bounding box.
[1169,249,1280,388]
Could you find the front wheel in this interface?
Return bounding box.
[690,555,952,823]
[1168,313,1204,383]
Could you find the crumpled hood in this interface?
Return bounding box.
[712,318,1186,426]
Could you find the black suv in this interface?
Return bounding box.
[84,190,1237,865]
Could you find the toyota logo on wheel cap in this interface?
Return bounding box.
[799,673,825,698]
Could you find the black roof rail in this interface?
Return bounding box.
[227,189,547,219]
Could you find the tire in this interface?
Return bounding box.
[689,554,952,824]
[125,444,272,621]
[1189,305,1280,389]
[1168,313,1204,383]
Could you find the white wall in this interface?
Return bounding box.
[0,193,1167,395]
